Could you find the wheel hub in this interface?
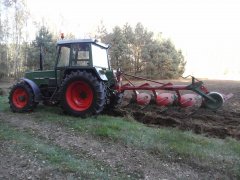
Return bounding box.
[18,95,26,102]
[66,80,93,111]
[12,87,29,109]
[79,91,87,99]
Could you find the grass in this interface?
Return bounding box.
[0,122,136,179]
[0,95,9,112]
[1,97,240,178]
[34,106,240,177]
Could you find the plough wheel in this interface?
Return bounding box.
[203,92,224,110]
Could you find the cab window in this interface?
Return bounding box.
[92,44,108,68]
[71,44,90,66]
[57,46,70,67]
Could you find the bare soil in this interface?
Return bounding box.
[106,79,240,140]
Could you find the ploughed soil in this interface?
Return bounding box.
[106,79,240,140]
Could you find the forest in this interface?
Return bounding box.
[0,0,185,79]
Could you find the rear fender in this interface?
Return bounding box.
[21,78,42,102]
[64,67,108,81]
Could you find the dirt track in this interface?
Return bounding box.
[107,79,240,140]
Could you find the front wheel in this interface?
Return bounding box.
[9,82,36,112]
[60,71,106,117]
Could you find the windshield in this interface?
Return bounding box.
[91,44,108,69]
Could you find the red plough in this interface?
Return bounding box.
[115,71,233,110]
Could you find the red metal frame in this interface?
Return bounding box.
[115,71,209,105]
[114,71,233,109]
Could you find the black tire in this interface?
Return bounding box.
[9,81,36,112]
[60,71,106,117]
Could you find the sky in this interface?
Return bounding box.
[26,0,240,80]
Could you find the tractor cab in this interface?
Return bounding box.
[54,39,112,87]
[56,39,109,69]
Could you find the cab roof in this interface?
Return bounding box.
[57,39,109,49]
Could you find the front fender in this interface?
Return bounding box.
[21,78,42,102]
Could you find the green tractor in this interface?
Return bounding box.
[9,39,121,117]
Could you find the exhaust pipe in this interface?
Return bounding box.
[39,46,43,71]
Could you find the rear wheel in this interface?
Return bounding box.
[60,71,106,117]
[202,92,224,110]
[9,82,35,112]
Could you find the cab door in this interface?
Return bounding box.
[55,44,71,86]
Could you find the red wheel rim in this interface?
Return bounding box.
[12,87,29,108]
[66,81,93,111]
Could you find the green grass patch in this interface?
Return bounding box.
[33,106,240,177]
[0,122,135,179]
[0,96,9,112]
